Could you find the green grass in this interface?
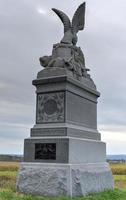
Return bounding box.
[0,171,17,177]
[0,189,126,200]
[114,175,126,189]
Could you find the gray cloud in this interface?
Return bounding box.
[0,0,126,154]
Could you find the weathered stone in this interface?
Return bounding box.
[17,163,114,197]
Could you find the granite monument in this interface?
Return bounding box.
[17,2,114,197]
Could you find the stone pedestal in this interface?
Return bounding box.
[17,68,114,197]
[17,163,113,197]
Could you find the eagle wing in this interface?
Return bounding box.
[52,8,71,33]
[72,2,86,33]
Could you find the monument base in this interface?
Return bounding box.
[17,162,114,197]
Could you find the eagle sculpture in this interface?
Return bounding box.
[52,2,86,46]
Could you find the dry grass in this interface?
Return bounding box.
[0,162,19,171]
[0,171,17,191]
[110,163,126,189]
[110,163,126,175]
[0,162,19,191]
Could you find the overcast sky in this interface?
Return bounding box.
[0,0,126,155]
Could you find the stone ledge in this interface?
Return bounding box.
[33,68,99,96]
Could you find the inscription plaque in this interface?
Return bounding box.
[31,128,66,137]
[35,143,56,160]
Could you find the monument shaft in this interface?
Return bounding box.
[23,71,105,164]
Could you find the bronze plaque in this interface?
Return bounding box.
[35,143,56,160]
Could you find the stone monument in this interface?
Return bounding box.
[17,3,114,197]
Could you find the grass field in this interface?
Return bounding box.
[110,163,126,189]
[110,163,126,175]
[0,162,126,199]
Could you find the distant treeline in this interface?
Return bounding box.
[0,154,126,163]
[107,159,126,164]
[0,154,23,162]
[107,155,126,163]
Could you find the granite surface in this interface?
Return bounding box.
[17,162,114,197]
[23,137,106,163]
